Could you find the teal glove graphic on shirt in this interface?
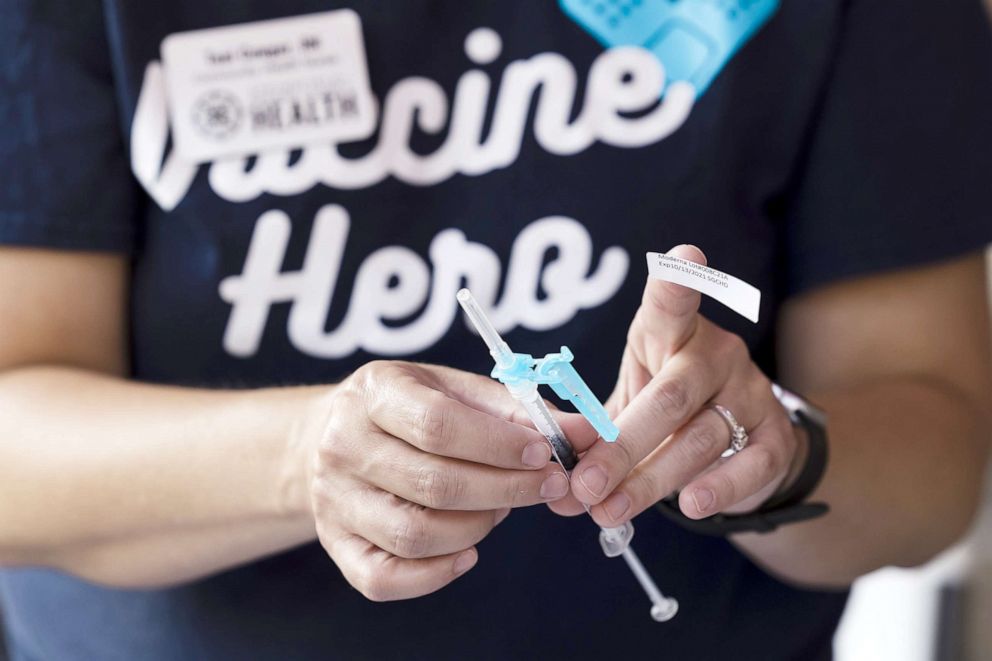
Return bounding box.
[560,0,780,94]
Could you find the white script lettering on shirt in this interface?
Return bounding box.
[129,28,697,358]
[131,29,696,209]
[218,205,630,358]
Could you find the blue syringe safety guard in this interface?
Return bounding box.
[559,0,780,94]
[535,347,620,442]
[491,346,620,443]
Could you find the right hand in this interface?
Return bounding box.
[308,361,597,602]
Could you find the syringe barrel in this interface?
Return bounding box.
[517,389,579,471]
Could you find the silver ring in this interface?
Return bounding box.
[711,404,749,458]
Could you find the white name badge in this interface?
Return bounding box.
[161,10,377,163]
[646,252,761,323]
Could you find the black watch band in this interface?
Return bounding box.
[655,394,830,536]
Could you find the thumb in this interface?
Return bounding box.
[636,244,706,359]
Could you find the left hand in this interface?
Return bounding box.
[549,245,802,527]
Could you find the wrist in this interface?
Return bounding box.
[770,423,810,502]
[276,385,334,522]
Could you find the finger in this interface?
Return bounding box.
[678,417,793,519]
[589,364,778,526]
[369,371,554,470]
[604,346,653,417]
[636,244,706,358]
[546,482,589,516]
[421,363,601,453]
[341,486,510,559]
[586,407,732,527]
[327,533,478,602]
[360,432,571,510]
[570,335,734,505]
[547,497,587,517]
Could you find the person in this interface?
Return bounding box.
[1,1,990,659]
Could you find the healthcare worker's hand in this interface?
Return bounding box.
[308,361,597,601]
[550,245,802,527]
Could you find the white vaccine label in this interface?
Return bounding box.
[646,252,761,323]
[161,10,377,163]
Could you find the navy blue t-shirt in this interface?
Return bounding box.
[2,1,992,659]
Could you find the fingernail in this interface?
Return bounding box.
[579,465,608,497]
[670,244,703,256]
[522,442,550,468]
[452,550,478,575]
[494,507,511,526]
[603,492,631,522]
[692,488,715,515]
[540,472,569,499]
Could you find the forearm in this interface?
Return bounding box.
[57,516,316,589]
[0,365,325,587]
[733,376,991,588]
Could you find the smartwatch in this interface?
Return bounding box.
[654,384,830,536]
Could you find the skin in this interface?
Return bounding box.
[0,243,988,598]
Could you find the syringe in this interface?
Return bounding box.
[457,288,678,622]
